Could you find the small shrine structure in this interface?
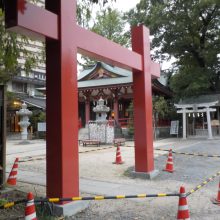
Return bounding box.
[175,101,218,139]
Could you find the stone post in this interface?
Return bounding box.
[182,108,186,139]
[206,107,213,139]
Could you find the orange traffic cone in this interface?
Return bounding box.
[177,186,190,219]
[211,178,220,205]
[7,158,19,186]
[163,149,174,173]
[25,192,37,220]
[113,146,124,164]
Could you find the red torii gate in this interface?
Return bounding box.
[5,0,160,198]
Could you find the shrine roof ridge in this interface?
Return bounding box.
[78,75,132,88]
[78,62,130,81]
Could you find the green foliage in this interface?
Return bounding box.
[23,56,36,73]
[77,0,116,28]
[126,0,220,99]
[6,91,16,102]
[90,0,115,4]
[0,10,37,84]
[0,11,19,83]
[127,101,134,136]
[0,191,9,206]
[170,66,210,98]
[77,0,93,28]
[91,8,129,47]
[80,6,129,66]
[29,110,46,132]
[127,97,175,134]
[153,96,169,118]
[36,203,58,220]
[0,198,7,206]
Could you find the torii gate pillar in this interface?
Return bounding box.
[132,26,159,178]
[5,0,160,199]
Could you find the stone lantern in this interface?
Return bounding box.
[93,97,110,121]
[88,97,114,143]
[16,102,32,142]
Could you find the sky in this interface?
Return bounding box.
[112,0,140,12]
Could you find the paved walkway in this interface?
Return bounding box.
[6,137,220,196]
[5,137,220,219]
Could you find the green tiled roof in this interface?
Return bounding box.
[78,62,130,79]
[77,62,171,96]
[78,62,132,88]
[78,75,132,88]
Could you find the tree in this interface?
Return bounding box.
[0,12,19,83]
[91,8,129,47]
[77,0,116,28]
[0,9,37,84]
[126,0,220,99]
[127,101,134,138]
[153,96,169,119]
[126,97,174,138]
[29,110,46,133]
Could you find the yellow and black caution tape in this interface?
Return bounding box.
[79,146,115,153]
[19,146,116,162]
[0,192,179,209]
[0,199,26,209]
[186,171,220,197]
[155,148,220,158]
[19,157,45,163]
[35,193,179,203]
[3,171,219,209]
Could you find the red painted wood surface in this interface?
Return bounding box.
[5,0,160,198]
[45,0,79,198]
[132,26,159,173]
[5,0,58,40]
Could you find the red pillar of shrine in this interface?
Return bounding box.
[46,0,79,198]
[131,26,155,175]
[85,100,90,125]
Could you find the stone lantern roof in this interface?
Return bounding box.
[93,97,110,113]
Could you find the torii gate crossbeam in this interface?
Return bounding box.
[5,0,160,199]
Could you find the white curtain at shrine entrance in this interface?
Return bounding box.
[175,101,218,139]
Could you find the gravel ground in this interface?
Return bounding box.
[4,138,220,219]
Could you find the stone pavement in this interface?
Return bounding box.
[6,136,220,196]
[5,136,220,218]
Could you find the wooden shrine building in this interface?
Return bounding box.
[78,62,172,128]
[7,61,172,133]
